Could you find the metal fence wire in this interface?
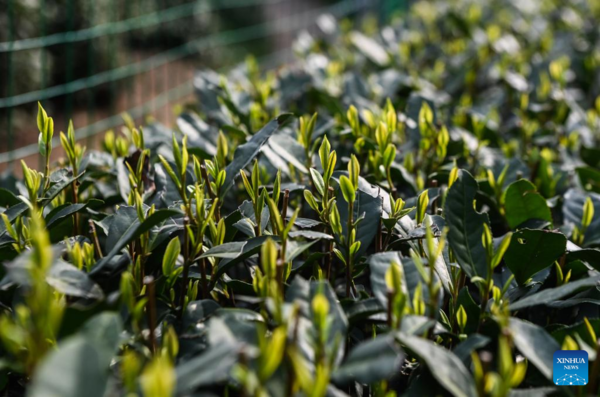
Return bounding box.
[0,0,403,168]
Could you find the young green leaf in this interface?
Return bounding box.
[339,175,356,204]
[162,237,181,277]
[582,197,595,230]
[319,136,331,173]
[416,190,429,224]
[310,169,326,197]
[456,305,467,333]
[491,232,512,269]
[303,190,320,212]
[382,144,396,169]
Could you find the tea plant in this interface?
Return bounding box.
[2,0,600,396]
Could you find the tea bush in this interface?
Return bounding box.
[2,0,600,396]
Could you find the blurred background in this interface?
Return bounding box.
[0,0,405,171]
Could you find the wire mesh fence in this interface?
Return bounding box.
[0,0,403,169]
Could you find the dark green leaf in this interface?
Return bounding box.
[504,229,566,284]
[456,287,480,334]
[288,230,333,240]
[396,332,477,397]
[576,166,600,193]
[453,334,490,364]
[27,313,122,397]
[332,336,403,385]
[223,114,293,194]
[47,260,104,300]
[90,209,182,277]
[201,236,278,280]
[46,199,103,230]
[509,318,559,380]
[40,169,84,206]
[345,298,384,323]
[510,275,600,310]
[284,239,318,263]
[369,252,408,308]
[503,180,552,229]
[444,170,490,278]
[286,277,348,366]
[0,202,28,236]
[563,189,600,246]
[336,178,383,257]
[0,188,20,207]
[566,247,600,272]
[176,343,239,392]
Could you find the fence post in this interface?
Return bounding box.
[6,0,15,169]
[109,0,119,118]
[86,0,96,148]
[38,0,47,169]
[66,0,75,122]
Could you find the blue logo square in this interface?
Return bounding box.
[553,350,588,386]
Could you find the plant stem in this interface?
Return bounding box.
[44,155,51,191]
[376,215,382,253]
[200,159,216,199]
[280,237,287,265]
[431,180,438,214]
[386,170,396,200]
[346,200,354,298]
[255,201,262,237]
[144,275,157,354]
[282,189,290,226]
[71,180,79,235]
[276,258,285,295]
[327,240,334,281]
[428,266,437,321]
[200,160,221,221]
[383,228,393,251]
[179,217,190,319]
[199,257,209,300]
[478,281,491,332]
[88,220,103,258]
[387,290,394,328]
